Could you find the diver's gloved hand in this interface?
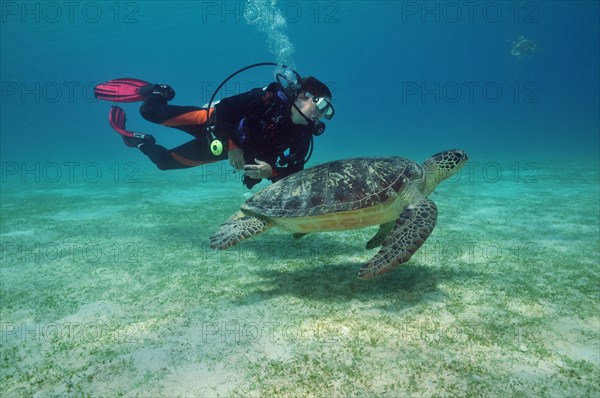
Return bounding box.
[244,159,272,180]
[228,146,245,170]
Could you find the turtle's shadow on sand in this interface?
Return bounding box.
[253,263,438,300]
[236,235,478,308]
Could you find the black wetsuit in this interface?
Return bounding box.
[138,83,312,189]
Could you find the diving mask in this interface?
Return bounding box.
[306,92,335,120]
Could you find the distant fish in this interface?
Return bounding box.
[509,36,537,58]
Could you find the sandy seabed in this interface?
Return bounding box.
[1,156,598,397]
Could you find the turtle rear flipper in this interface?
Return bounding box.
[358,198,437,280]
[210,211,273,250]
[365,221,395,249]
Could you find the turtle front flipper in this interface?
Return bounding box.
[210,211,273,250]
[358,198,437,280]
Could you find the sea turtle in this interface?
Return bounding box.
[210,149,468,279]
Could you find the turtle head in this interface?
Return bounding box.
[422,149,468,192]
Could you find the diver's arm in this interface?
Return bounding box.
[228,141,245,170]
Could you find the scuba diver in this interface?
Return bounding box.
[94,69,334,189]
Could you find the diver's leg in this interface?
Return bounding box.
[139,94,213,137]
[139,138,227,170]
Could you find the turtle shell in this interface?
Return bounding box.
[242,157,422,219]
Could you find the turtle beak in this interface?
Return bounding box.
[455,150,468,169]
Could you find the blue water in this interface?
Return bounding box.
[1,1,598,164]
